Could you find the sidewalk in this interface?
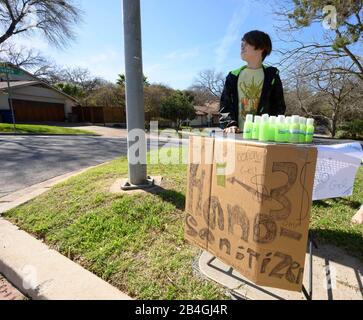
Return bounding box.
[0,274,25,300]
[198,246,363,300]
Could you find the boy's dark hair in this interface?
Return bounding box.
[242,30,272,61]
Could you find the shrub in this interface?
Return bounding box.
[338,120,363,140]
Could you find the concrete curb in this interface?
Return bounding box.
[0,219,132,300]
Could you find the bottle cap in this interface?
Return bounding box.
[285,116,292,125]
[277,115,285,123]
[307,118,315,126]
[299,117,307,125]
[292,115,300,124]
[246,114,254,122]
[254,116,261,124]
[261,115,269,123]
[269,116,277,124]
[262,114,269,121]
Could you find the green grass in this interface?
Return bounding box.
[310,167,363,260]
[3,148,363,299]
[0,123,97,135]
[3,149,226,300]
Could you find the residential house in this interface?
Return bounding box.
[0,62,79,123]
[188,101,220,127]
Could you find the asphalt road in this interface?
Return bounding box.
[0,135,180,198]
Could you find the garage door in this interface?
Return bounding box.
[13,99,65,122]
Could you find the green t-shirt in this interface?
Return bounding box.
[238,67,264,130]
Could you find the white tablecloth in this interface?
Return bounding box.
[313,142,363,200]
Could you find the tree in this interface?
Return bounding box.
[0,41,59,79]
[185,86,218,106]
[284,59,361,137]
[144,84,174,121]
[160,91,196,131]
[311,65,358,137]
[0,0,82,47]
[274,0,363,81]
[191,69,225,99]
[117,73,150,86]
[55,82,85,99]
[82,83,125,108]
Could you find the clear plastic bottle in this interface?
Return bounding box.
[289,115,300,144]
[299,117,307,144]
[243,114,254,140]
[259,114,270,142]
[269,116,277,141]
[275,115,286,143]
[252,116,261,140]
[305,118,315,143]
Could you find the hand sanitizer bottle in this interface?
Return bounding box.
[252,116,261,140]
[259,114,270,142]
[285,116,291,143]
[305,118,315,143]
[243,114,254,140]
[299,117,307,144]
[275,115,286,143]
[289,115,300,144]
[269,116,277,141]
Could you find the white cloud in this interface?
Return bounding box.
[215,0,251,69]
[11,34,50,52]
[58,48,125,81]
[164,47,200,61]
[143,60,202,89]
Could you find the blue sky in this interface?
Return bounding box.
[15,0,330,89]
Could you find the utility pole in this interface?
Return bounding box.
[122,0,153,189]
[6,72,16,133]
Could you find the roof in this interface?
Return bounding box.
[194,101,220,115]
[195,111,206,116]
[0,80,40,90]
[0,62,79,104]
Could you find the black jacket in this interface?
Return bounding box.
[219,65,286,128]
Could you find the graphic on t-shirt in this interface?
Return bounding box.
[239,76,263,117]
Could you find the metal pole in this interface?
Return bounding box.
[122,0,147,186]
[6,72,16,132]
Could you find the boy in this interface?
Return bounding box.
[219,30,286,133]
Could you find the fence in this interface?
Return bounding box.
[72,106,126,124]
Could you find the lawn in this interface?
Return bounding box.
[3,148,363,299]
[0,123,97,135]
[3,149,226,300]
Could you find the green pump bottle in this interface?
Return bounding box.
[269,116,277,141]
[275,115,286,143]
[305,118,315,143]
[299,117,307,144]
[289,116,300,144]
[243,114,254,140]
[284,117,291,143]
[252,116,261,140]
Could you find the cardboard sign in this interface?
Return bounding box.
[185,137,318,292]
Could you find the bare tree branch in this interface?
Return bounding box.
[0,0,83,47]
